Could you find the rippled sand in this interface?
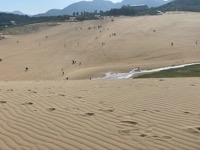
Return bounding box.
[0,12,200,149]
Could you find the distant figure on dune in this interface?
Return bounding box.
[72,60,76,64]
[196,41,198,45]
[61,68,64,76]
[0,58,2,62]
[25,67,28,72]
[66,77,69,80]
[171,42,174,46]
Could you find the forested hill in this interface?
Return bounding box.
[1,0,200,26]
[0,13,68,25]
[0,13,31,25]
[158,0,200,12]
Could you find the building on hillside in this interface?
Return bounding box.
[69,17,77,22]
[157,11,164,15]
[94,15,101,19]
[10,21,16,25]
[0,20,16,27]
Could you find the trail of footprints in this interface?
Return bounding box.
[117,119,173,140]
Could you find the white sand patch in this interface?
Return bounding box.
[96,62,200,80]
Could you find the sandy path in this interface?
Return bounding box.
[0,79,200,149]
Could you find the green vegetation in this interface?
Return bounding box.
[104,5,157,16]
[76,13,99,21]
[158,0,200,12]
[0,23,51,35]
[0,13,69,30]
[135,64,200,78]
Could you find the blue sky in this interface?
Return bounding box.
[0,0,122,15]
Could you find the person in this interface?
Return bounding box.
[25,67,28,72]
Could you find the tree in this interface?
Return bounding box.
[73,12,76,16]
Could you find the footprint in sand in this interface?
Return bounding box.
[120,121,138,125]
[22,102,33,106]
[47,108,56,111]
[186,127,200,135]
[99,108,114,113]
[184,111,191,114]
[118,128,140,136]
[140,134,148,137]
[118,129,131,135]
[0,101,7,104]
[150,135,172,140]
[75,96,82,99]
[76,112,95,117]
[85,113,95,116]
[7,89,14,92]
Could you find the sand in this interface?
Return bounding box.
[1,79,200,150]
[0,12,200,149]
[1,12,200,80]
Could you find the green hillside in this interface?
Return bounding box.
[158,0,200,12]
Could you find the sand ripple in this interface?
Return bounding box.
[0,79,200,149]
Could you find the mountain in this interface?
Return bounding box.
[12,11,25,15]
[158,0,200,12]
[35,0,171,17]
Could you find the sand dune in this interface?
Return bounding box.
[1,12,200,80]
[1,12,200,149]
[0,79,200,149]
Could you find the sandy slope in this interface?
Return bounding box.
[0,79,200,150]
[1,12,200,150]
[1,12,200,80]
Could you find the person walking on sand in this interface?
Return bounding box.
[25,67,28,72]
[61,68,64,76]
